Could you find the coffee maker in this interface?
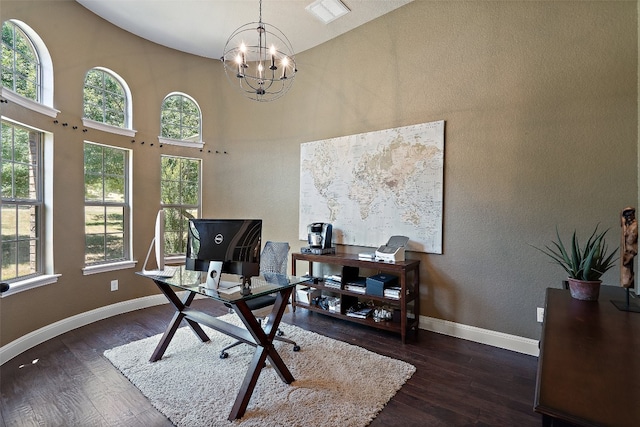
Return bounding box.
[303,223,335,255]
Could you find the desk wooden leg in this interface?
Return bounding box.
[228,288,295,420]
[243,288,295,383]
[150,281,210,362]
[228,345,269,420]
[150,310,184,362]
[263,290,296,383]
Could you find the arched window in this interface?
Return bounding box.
[160,93,202,143]
[1,20,55,114]
[83,68,131,130]
[1,20,39,100]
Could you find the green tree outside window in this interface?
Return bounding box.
[1,121,42,281]
[1,21,40,101]
[161,156,200,255]
[84,142,129,264]
[83,69,127,128]
[161,94,201,141]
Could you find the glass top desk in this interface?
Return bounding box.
[137,267,307,421]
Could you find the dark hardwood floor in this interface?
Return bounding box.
[0,299,542,426]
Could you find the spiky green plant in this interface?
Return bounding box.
[531,226,618,281]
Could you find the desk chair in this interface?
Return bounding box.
[219,241,300,359]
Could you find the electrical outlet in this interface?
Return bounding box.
[537,307,544,323]
[110,280,118,291]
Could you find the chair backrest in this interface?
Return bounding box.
[260,241,290,275]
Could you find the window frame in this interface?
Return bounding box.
[1,119,58,296]
[82,141,132,270]
[160,155,201,260]
[82,67,134,136]
[1,19,57,116]
[158,93,204,150]
[1,20,41,102]
[160,93,202,142]
[1,120,43,280]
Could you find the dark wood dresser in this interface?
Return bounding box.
[534,286,640,426]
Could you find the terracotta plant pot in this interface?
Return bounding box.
[567,278,602,301]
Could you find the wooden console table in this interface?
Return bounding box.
[291,252,420,343]
[534,286,640,426]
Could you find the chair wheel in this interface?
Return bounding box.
[219,352,228,359]
[293,345,301,352]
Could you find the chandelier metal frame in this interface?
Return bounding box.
[220,0,298,102]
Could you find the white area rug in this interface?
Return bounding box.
[104,314,415,426]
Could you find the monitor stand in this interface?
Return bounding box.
[204,261,224,289]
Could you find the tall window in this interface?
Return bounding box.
[1,121,42,281]
[160,93,201,142]
[84,142,130,265]
[83,68,127,128]
[1,20,40,101]
[161,156,200,255]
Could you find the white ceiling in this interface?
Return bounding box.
[75,0,413,59]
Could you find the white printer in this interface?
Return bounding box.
[375,236,410,262]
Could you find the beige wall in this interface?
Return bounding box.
[0,0,637,347]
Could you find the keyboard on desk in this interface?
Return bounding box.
[215,276,286,293]
[249,278,270,288]
[216,278,269,292]
[142,266,178,278]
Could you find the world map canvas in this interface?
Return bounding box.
[299,120,444,254]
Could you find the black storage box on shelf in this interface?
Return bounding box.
[366,273,398,297]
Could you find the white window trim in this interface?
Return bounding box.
[1,88,59,118]
[82,260,137,276]
[83,118,136,137]
[157,136,205,149]
[0,274,61,297]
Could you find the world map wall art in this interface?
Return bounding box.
[299,120,444,254]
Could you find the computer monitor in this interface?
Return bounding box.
[142,209,171,276]
[185,219,262,285]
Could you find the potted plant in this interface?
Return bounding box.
[532,226,618,301]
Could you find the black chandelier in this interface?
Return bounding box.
[220,0,298,102]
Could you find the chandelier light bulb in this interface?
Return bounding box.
[269,45,277,70]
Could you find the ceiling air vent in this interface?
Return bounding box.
[305,0,350,24]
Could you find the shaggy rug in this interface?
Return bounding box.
[104,314,415,427]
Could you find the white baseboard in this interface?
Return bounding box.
[1,296,539,366]
[419,314,540,357]
[0,294,168,365]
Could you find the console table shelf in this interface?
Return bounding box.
[291,252,420,343]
